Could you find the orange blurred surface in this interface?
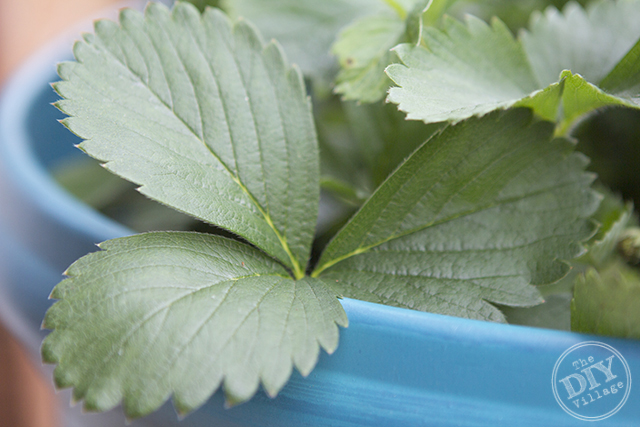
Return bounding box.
[0,324,57,427]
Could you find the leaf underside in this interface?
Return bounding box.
[42,232,347,418]
[314,109,599,322]
[386,0,640,131]
[54,2,318,274]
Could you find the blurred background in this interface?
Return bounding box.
[0,2,122,425]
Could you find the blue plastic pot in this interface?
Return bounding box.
[1,13,639,427]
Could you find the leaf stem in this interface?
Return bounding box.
[383,0,407,19]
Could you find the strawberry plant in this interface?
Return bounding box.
[43,0,640,420]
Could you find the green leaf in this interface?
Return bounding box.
[54,3,318,276]
[316,97,440,206]
[53,157,132,210]
[184,0,221,12]
[584,194,633,267]
[387,15,544,123]
[446,0,590,33]
[419,0,457,28]
[315,97,375,202]
[553,71,640,135]
[332,12,406,103]
[341,100,442,189]
[600,38,640,99]
[521,0,640,88]
[54,158,205,232]
[313,109,599,321]
[332,0,454,103]
[502,292,572,331]
[222,0,387,84]
[387,0,640,132]
[572,263,640,339]
[42,232,347,417]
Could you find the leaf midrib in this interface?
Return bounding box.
[165,14,303,277]
[92,16,303,277]
[313,178,583,276]
[385,118,529,241]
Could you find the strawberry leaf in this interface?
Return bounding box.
[387,0,640,132]
[42,232,347,417]
[223,0,388,84]
[313,109,599,321]
[54,3,318,276]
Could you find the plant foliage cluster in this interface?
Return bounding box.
[43,0,640,419]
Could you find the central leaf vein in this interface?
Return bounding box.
[97,16,303,276]
[314,177,583,276]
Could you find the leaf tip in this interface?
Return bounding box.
[559,69,573,80]
[41,337,58,364]
[172,397,194,421]
[223,394,244,409]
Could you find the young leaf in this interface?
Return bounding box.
[521,0,640,88]
[386,15,547,123]
[222,0,388,83]
[332,0,453,103]
[585,197,633,267]
[599,38,640,100]
[313,109,599,321]
[555,71,640,135]
[332,12,406,103]
[42,232,347,417]
[572,263,640,340]
[387,0,640,132]
[54,3,318,276]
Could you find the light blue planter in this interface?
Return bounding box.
[1,21,639,427]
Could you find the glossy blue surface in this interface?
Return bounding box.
[0,28,638,427]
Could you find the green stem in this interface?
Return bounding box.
[383,0,407,19]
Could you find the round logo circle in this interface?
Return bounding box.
[552,341,631,421]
